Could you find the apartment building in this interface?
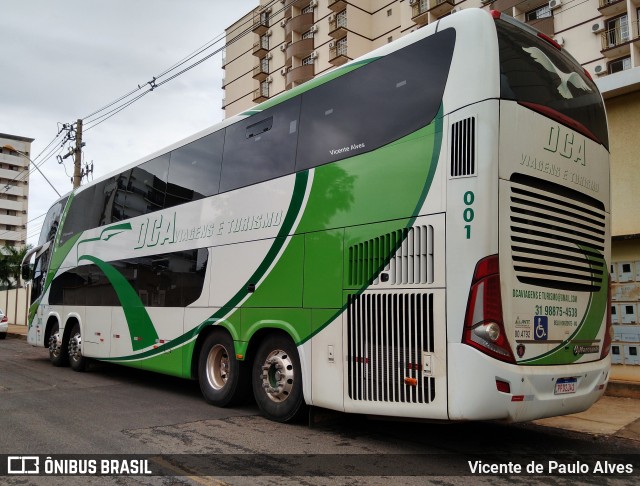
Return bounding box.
[0,133,31,248]
[223,0,640,373]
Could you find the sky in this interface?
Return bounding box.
[0,0,258,245]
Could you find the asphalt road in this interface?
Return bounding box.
[1,335,638,486]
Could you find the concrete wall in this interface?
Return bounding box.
[0,286,31,326]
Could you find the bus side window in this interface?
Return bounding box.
[123,153,170,218]
[220,97,301,193]
[165,130,224,208]
[296,28,455,171]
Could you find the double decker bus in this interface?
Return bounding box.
[23,9,611,423]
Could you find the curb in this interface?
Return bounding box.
[605,381,640,400]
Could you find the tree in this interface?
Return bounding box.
[0,244,32,289]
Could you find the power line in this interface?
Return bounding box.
[81,0,286,131]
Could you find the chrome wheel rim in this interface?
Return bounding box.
[260,349,294,403]
[206,344,230,391]
[48,330,62,358]
[68,332,82,363]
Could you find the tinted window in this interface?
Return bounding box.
[165,130,224,207]
[110,171,132,222]
[93,176,119,226]
[38,197,68,245]
[123,154,170,219]
[49,248,207,307]
[60,186,97,245]
[220,97,300,192]
[497,19,609,148]
[296,28,456,171]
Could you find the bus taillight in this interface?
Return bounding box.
[600,276,613,360]
[462,255,516,364]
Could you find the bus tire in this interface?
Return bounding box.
[48,322,69,367]
[199,329,250,407]
[252,334,307,423]
[68,322,88,372]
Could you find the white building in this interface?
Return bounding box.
[0,133,31,249]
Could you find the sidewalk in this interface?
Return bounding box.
[5,324,640,443]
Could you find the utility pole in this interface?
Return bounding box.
[73,118,83,189]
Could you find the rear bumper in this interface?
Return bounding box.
[448,343,609,422]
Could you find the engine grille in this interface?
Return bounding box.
[509,173,606,292]
[347,292,435,403]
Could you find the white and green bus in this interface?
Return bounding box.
[24,9,611,423]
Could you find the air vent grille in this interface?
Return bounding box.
[450,116,476,177]
[348,225,434,287]
[347,292,435,403]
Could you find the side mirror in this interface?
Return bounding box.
[21,262,34,282]
[20,243,44,286]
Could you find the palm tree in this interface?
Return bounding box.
[0,244,32,289]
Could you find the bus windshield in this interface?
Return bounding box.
[496,19,609,149]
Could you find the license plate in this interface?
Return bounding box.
[554,377,577,395]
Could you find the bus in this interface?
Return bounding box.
[23,9,611,423]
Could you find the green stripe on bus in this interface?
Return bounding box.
[79,254,159,351]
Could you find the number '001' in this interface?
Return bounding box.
[463,191,474,239]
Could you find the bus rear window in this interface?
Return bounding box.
[496,19,609,149]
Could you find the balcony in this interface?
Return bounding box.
[510,0,549,13]
[0,199,24,212]
[329,12,348,38]
[253,84,270,103]
[286,37,314,60]
[0,214,24,226]
[285,64,314,89]
[598,0,626,17]
[329,40,349,66]
[428,0,455,18]
[0,168,22,179]
[600,22,640,58]
[285,11,313,36]
[253,39,269,58]
[328,0,347,12]
[0,152,28,167]
[529,16,554,37]
[252,13,270,35]
[0,230,25,243]
[285,0,313,17]
[411,0,429,25]
[253,63,270,81]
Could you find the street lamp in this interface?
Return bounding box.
[1,144,61,197]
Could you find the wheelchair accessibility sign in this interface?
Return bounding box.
[534,316,548,341]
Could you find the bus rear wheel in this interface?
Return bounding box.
[68,322,88,372]
[198,329,250,407]
[252,334,307,423]
[48,322,68,367]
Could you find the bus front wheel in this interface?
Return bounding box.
[68,322,87,372]
[198,329,250,407]
[252,334,307,423]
